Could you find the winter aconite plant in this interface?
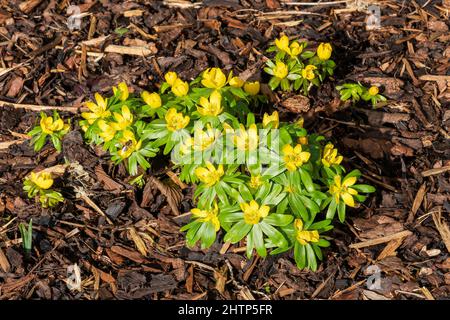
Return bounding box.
[336,82,386,107]
[28,111,70,152]
[23,171,64,208]
[264,35,336,95]
[75,67,375,271]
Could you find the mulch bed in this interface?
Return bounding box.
[0,0,449,300]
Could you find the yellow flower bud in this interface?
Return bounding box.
[30,171,53,190]
[165,71,178,86]
[201,68,227,89]
[317,43,332,61]
[113,82,129,101]
[171,78,189,97]
[262,111,279,129]
[141,91,162,109]
[243,81,260,96]
[275,35,290,53]
[368,86,379,96]
[229,76,244,88]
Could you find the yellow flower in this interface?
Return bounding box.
[241,200,270,225]
[275,35,303,57]
[201,68,227,89]
[191,203,220,231]
[298,136,308,145]
[195,162,224,187]
[233,124,258,151]
[249,175,262,189]
[301,65,317,80]
[197,90,223,116]
[262,111,279,129]
[112,82,129,101]
[118,130,142,159]
[288,41,303,57]
[193,125,219,151]
[112,105,133,131]
[317,42,332,61]
[329,175,358,207]
[171,78,189,97]
[282,144,311,171]
[322,143,343,167]
[82,93,111,124]
[294,219,320,245]
[98,120,116,142]
[141,91,162,109]
[273,61,288,79]
[165,108,190,132]
[243,81,260,96]
[368,86,379,96]
[40,113,64,134]
[165,71,178,86]
[229,76,244,88]
[29,171,53,190]
[275,35,290,53]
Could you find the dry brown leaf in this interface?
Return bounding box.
[214,265,228,295]
[6,76,24,97]
[94,165,123,192]
[280,95,310,113]
[0,248,11,273]
[185,265,194,293]
[111,245,146,264]
[148,176,182,215]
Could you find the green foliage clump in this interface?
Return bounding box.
[77,67,375,271]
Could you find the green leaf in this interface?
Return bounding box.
[252,224,266,257]
[337,200,346,223]
[260,222,287,248]
[351,184,376,193]
[326,197,337,220]
[290,194,309,221]
[344,169,361,180]
[312,244,323,261]
[201,222,217,249]
[114,27,129,36]
[263,214,293,227]
[294,242,306,269]
[299,195,320,214]
[224,221,252,243]
[306,244,318,271]
[317,238,331,247]
[310,219,331,230]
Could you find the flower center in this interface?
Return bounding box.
[243,209,261,225]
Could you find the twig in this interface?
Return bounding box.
[282,0,349,5]
[75,188,113,225]
[419,75,450,81]
[432,209,450,253]
[421,165,450,177]
[0,100,82,113]
[349,230,412,249]
[0,140,26,150]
